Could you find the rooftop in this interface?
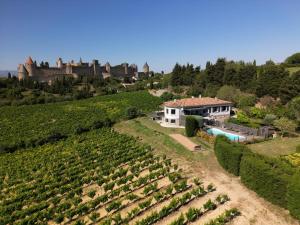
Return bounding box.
[164,97,232,108]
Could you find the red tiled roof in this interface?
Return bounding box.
[26,56,34,65]
[164,97,232,108]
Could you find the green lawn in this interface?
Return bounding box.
[286,66,300,75]
[114,117,213,163]
[248,137,300,157]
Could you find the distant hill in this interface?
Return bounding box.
[0,70,17,77]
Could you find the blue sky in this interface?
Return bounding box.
[0,0,299,72]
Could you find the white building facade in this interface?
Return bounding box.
[162,97,232,127]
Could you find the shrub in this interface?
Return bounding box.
[240,152,294,208]
[214,135,245,176]
[263,114,277,125]
[185,116,199,137]
[287,172,300,220]
[88,190,96,199]
[296,145,300,153]
[125,107,139,119]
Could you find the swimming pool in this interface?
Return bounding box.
[207,127,245,141]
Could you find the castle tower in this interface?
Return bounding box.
[25,56,35,77]
[92,60,101,77]
[122,63,129,75]
[56,57,63,68]
[66,62,72,74]
[143,62,149,73]
[105,62,111,73]
[17,64,28,80]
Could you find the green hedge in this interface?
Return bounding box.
[287,172,300,220]
[240,152,294,208]
[214,135,245,176]
[185,116,199,137]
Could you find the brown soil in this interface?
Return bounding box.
[169,134,197,151]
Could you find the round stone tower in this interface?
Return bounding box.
[56,57,63,68]
[143,62,149,73]
[17,64,28,80]
[105,62,111,73]
[25,56,35,77]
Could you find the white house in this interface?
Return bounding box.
[162,96,233,127]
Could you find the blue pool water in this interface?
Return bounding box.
[207,128,245,141]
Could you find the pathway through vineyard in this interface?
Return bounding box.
[115,118,299,225]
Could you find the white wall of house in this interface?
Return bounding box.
[164,106,180,124]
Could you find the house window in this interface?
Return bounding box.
[213,107,218,112]
[171,109,176,114]
[166,109,169,114]
[165,119,169,122]
[171,119,175,123]
[222,106,227,111]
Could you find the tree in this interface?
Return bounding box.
[279,71,300,104]
[216,85,241,103]
[185,116,199,137]
[223,66,238,86]
[236,64,257,91]
[206,58,226,87]
[256,64,289,97]
[285,52,300,65]
[288,97,300,122]
[171,63,182,86]
[274,117,297,137]
[236,93,256,108]
[125,107,139,119]
[263,114,277,125]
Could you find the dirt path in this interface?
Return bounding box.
[114,119,300,225]
[169,134,197,151]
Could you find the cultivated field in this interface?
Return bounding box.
[0,91,162,150]
[0,128,239,225]
[115,117,299,225]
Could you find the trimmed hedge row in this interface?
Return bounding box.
[214,136,300,220]
[214,136,245,176]
[287,172,300,220]
[240,152,294,208]
[185,116,199,137]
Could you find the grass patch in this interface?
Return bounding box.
[286,66,300,75]
[114,119,208,163]
[248,137,300,157]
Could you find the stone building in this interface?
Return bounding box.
[18,56,150,83]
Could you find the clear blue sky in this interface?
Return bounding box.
[0,0,299,72]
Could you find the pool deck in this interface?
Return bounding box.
[206,126,260,142]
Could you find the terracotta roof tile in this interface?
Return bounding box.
[164,97,232,108]
[26,56,34,65]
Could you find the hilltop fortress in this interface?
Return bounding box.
[18,56,151,83]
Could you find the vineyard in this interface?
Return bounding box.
[0,128,240,225]
[0,91,162,151]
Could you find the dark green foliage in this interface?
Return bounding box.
[256,64,289,98]
[279,71,300,104]
[0,91,161,152]
[125,106,139,119]
[285,52,300,65]
[185,116,199,137]
[214,135,245,176]
[240,152,294,208]
[287,172,300,220]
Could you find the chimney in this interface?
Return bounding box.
[192,96,194,98]
[173,99,176,102]
[199,94,202,98]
